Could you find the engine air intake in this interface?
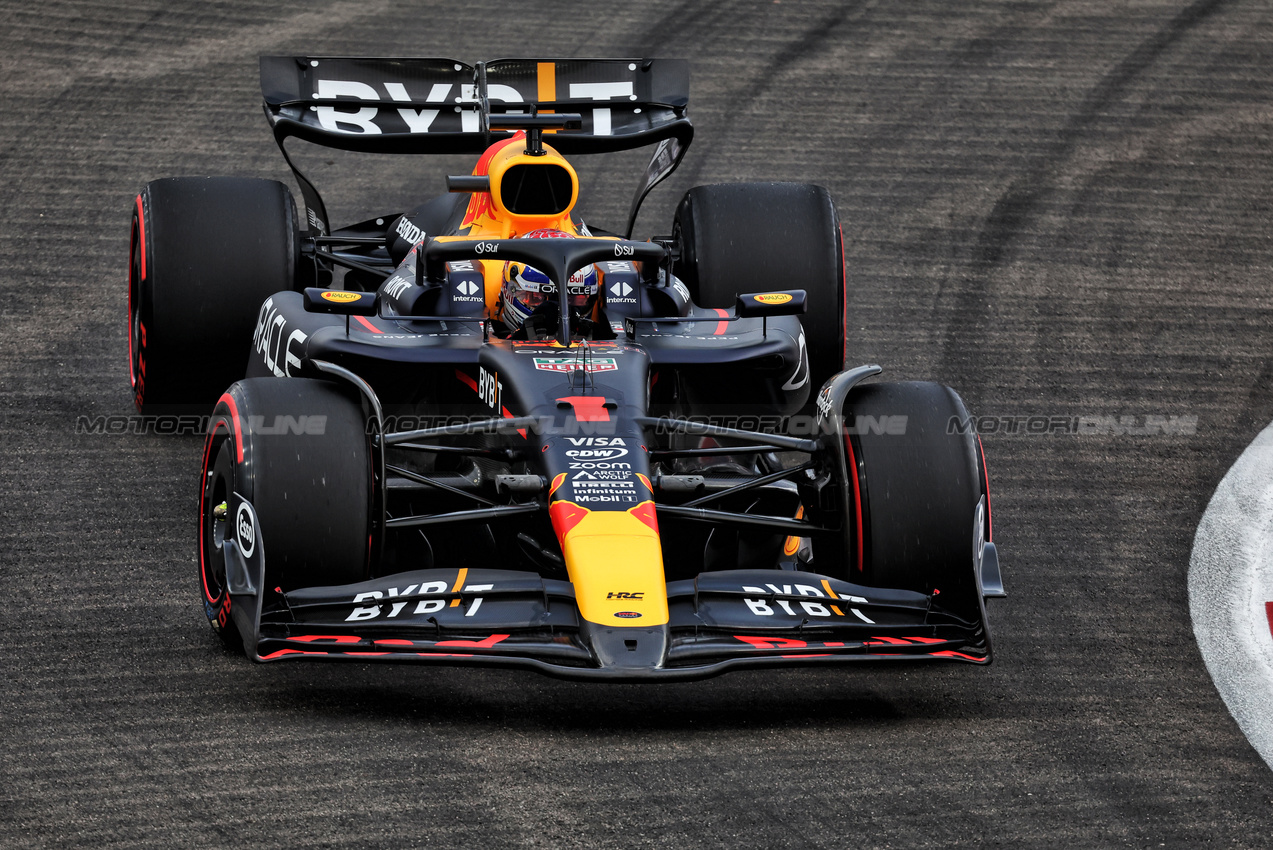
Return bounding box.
[500,163,575,216]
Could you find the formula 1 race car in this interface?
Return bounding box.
[128,57,1004,679]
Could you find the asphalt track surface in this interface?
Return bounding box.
[2,1,1272,847]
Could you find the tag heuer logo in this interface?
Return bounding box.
[533,357,618,373]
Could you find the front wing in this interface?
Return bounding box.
[223,504,990,681]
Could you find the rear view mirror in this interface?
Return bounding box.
[735,290,807,317]
[303,288,378,316]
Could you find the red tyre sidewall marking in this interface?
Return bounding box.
[129,194,147,406]
[199,394,244,605]
[199,418,229,606]
[134,193,147,281]
[218,392,244,463]
[845,431,864,572]
[977,433,993,542]
[127,210,136,393]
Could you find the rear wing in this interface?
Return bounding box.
[260,57,694,236]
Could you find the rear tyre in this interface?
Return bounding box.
[130,177,299,414]
[843,381,984,617]
[199,378,372,650]
[673,182,846,392]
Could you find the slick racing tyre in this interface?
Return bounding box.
[129,177,300,414]
[673,182,846,392]
[199,378,372,650]
[842,381,986,619]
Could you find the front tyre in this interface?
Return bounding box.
[199,378,373,651]
[842,381,985,618]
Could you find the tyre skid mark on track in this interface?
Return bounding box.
[942,0,1236,382]
[11,0,398,94]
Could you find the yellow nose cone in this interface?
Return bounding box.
[551,501,668,626]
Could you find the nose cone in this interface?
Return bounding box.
[550,500,669,626]
[584,624,670,672]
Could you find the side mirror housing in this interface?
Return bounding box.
[734,290,807,318]
[303,288,378,316]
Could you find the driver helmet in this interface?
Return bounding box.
[500,229,598,332]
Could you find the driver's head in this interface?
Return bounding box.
[499,229,598,332]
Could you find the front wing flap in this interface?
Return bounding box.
[255,568,592,665]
